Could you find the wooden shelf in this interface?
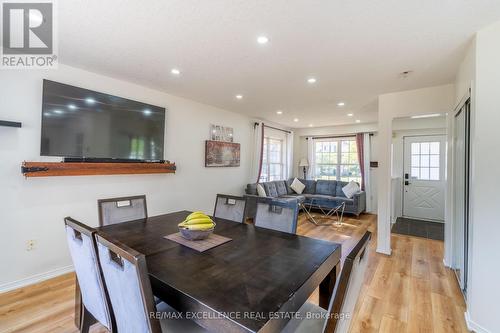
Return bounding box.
[22,161,176,177]
[0,120,22,128]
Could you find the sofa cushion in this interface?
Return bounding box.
[246,183,258,195]
[290,178,306,194]
[256,184,267,197]
[342,181,360,199]
[298,179,316,194]
[286,179,295,195]
[274,181,288,196]
[263,182,278,197]
[336,197,355,206]
[336,181,349,197]
[315,180,337,196]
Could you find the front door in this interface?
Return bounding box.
[403,135,446,221]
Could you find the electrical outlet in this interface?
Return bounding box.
[27,239,35,251]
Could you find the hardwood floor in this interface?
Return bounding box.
[0,213,469,333]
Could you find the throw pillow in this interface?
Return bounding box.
[290,178,306,194]
[256,183,267,197]
[342,181,360,199]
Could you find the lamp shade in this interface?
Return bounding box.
[299,158,309,167]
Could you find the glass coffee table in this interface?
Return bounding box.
[300,199,346,226]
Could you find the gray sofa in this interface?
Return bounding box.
[245,178,366,219]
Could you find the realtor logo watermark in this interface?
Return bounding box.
[1,0,57,68]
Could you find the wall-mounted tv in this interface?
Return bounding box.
[41,80,165,161]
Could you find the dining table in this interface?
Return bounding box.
[92,210,341,333]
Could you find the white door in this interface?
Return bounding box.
[403,135,446,221]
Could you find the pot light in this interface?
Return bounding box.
[171,68,181,75]
[276,110,283,115]
[410,113,441,119]
[355,119,361,123]
[337,102,345,107]
[307,77,317,84]
[257,36,269,44]
[68,104,77,110]
[53,109,64,114]
[293,118,299,122]
[85,98,96,105]
[308,124,313,127]
[235,95,243,99]
[347,113,353,117]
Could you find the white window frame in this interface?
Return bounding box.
[260,131,288,182]
[312,137,361,184]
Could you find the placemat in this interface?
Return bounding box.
[164,233,232,252]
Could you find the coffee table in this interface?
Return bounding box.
[300,199,346,226]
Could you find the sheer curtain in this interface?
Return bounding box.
[306,137,315,179]
[251,122,264,182]
[285,131,294,179]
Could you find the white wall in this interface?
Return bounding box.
[293,123,379,213]
[377,84,455,254]
[0,65,253,291]
[460,20,500,333]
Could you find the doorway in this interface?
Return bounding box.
[403,135,446,221]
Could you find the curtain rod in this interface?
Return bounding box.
[306,133,374,140]
[254,122,292,134]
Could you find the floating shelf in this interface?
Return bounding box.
[22,161,176,178]
[0,120,22,128]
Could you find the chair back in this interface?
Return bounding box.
[64,217,113,330]
[254,197,299,234]
[98,195,147,226]
[213,194,247,223]
[96,234,161,333]
[324,231,371,333]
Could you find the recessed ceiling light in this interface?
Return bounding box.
[276,110,283,115]
[355,119,361,123]
[171,68,181,75]
[307,77,317,84]
[143,109,152,116]
[308,124,313,127]
[85,98,96,105]
[235,95,243,100]
[410,113,441,119]
[347,113,354,117]
[53,109,64,114]
[67,104,77,110]
[257,36,269,44]
[337,102,345,107]
[43,112,51,116]
[293,118,299,122]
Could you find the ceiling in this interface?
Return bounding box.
[59,1,500,128]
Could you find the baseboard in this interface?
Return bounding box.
[465,311,491,333]
[0,265,74,294]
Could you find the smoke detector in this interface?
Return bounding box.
[399,70,413,79]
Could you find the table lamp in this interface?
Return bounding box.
[299,158,309,179]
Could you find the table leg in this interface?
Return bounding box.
[319,261,341,310]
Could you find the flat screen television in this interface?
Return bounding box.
[41,80,165,161]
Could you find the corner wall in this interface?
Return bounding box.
[0,65,254,291]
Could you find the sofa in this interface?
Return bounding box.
[245,178,366,219]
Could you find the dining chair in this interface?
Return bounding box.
[281,231,372,333]
[213,194,247,223]
[254,197,299,234]
[63,217,115,333]
[98,195,147,226]
[95,233,207,333]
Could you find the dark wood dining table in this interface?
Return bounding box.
[95,211,341,333]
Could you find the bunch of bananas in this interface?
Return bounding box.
[178,211,215,230]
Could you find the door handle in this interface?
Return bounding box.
[404,180,411,186]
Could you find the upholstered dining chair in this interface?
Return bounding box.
[281,231,372,333]
[95,234,207,333]
[98,195,147,226]
[254,197,299,234]
[213,194,247,223]
[63,217,115,333]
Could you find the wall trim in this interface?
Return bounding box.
[465,311,491,333]
[0,265,74,294]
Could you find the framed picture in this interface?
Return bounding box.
[205,140,240,167]
[210,124,233,142]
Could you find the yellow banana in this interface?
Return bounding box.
[179,217,213,226]
[186,211,207,220]
[182,223,214,231]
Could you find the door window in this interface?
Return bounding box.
[410,141,440,180]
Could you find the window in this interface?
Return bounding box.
[313,138,361,184]
[260,137,285,182]
[410,141,440,180]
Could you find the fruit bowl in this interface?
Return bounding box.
[179,226,214,240]
[178,211,216,241]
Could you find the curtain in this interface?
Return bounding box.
[251,122,265,183]
[355,133,365,190]
[285,131,294,179]
[306,137,315,179]
[363,133,372,212]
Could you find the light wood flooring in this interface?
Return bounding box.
[0,213,469,333]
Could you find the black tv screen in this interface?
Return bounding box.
[41,80,165,160]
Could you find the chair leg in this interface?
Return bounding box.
[80,306,95,333]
